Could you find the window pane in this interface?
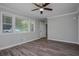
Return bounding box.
[30,23,34,32]
[15,18,28,32]
[30,20,35,32]
[3,15,12,24]
[2,15,12,33]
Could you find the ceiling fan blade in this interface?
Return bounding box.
[44,8,53,11]
[43,3,50,7]
[33,3,42,8]
[32,8,39,11]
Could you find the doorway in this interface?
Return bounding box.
[39,19,47,39]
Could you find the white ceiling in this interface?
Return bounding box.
[0,3,79,19]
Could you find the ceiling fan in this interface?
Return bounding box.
[32,3,53,14]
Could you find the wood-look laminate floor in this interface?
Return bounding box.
[0,38,79,56]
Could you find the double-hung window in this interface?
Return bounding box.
[30,20,35,32]
[2,13,35,33]
[2,14,13,33]
[15,17,29,32]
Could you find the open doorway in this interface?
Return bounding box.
[45,19,48,40]
[39,18,47,39]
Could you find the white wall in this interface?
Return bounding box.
[48,13,78,44]
[0,6,43,50]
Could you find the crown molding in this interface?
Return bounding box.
[47,11,78,19]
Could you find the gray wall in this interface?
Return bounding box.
[48,13,78,44]
[0,6,46,50]
[78,16,79,43]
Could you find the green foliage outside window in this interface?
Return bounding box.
[15,18,29,32]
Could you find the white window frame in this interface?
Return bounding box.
[15,16,30,33]
[1,12,35,35]
[1,12,14,34]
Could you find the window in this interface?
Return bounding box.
[30,20,35,32]
[2,14,12,33]
[15,17,29,32]
[2,13,35,33]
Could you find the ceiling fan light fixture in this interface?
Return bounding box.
[32,3,52,14]
[40,8,44,11]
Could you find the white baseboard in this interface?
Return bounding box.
[1,38,78,51]
[48,39,79,45]
[0,38,39,50]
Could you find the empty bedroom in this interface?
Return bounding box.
[0,3,79,56]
